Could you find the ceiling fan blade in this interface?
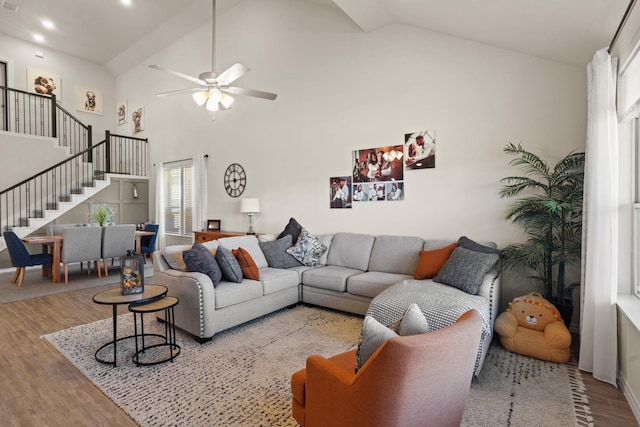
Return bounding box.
[223,86,278,100]
[216,63,250,85]
[149,64,208,86]
[155,87,201,97]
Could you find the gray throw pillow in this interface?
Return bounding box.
[259,235,302,268]
[182,243,222,287]
[286,228,327,267]
[434,246,499,294]
[457,236,501,255]
[215,246,243,283]
[277,217,303,245]
[355,303,429,371]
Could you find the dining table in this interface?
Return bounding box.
[22,235,63,283]
[20,229,156,284]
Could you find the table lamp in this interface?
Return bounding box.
[240,198,260,235]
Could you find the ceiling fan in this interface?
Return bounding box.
[149,0,277,119]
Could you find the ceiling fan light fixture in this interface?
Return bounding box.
[206,97,220,112]
[208,88,222,103]
[192,90,208,106]
[221,93,234,109]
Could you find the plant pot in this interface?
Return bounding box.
[549,298,573,328]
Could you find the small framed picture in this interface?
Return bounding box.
[207,219,221,231]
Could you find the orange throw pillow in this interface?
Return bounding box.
[232,247,260,280]
[414,243,457,279]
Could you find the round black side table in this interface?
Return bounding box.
[129,296,181,366]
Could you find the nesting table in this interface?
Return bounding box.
[129,296,181,366]
[92,285,168,367]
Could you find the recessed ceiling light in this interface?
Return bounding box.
[120,0,132,6]
[33,33,45,43]
[41,19,55,30]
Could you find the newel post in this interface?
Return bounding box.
[105,130,111,174]
[50,94,57,138]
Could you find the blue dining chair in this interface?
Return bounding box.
[140,223,159,263]
[4,231,53,287]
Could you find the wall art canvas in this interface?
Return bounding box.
[404,130,436,169]
[26,67,61,99]
[75,86,103,115]
[352,145,404,202]
[132,106,144,133]
[330,176,352,209]
[116,100,128,125]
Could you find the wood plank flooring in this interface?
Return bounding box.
[0,284,637,426]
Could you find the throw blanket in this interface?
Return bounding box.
[365,280,491,373]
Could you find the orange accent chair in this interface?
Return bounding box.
[290,310,483,427]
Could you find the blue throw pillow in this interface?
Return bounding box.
[182,243,222,287]
[215,246,243,283]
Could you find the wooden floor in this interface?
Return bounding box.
[0,284,638,426]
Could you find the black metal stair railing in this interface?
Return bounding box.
[0,132,149,234]
[0,86,92,154]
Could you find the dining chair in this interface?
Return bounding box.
[3,231,53,287]
[61,227,103,283]
[140,223,159,263]
[101,224,136,277]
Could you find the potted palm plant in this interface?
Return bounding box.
[499,142,585,326]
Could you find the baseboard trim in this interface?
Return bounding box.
[619,372,640,424]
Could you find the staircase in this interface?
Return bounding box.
[0,85,149,251]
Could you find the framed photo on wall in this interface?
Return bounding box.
[116,100,128,125]
[207,219,221,231]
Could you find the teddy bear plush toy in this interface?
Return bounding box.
[494,292,571,363]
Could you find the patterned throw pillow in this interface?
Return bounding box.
[259,235,302,268]
[286,228,327,267]
[182,243,222,287]
[355,303,429,371]
[215,246,243,283]
[232,247,260,280]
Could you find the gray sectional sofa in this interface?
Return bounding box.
[153,232,500,374]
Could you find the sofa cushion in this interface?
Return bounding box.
[182,243,222,287]
[302,265,363,292]
[355,303,429,371]
[259,267,300,295]
[367,235,424,275]
[278,217,303,244]
[317,234,333,265]
[414,243,457,280]
[434,247,499,294]
[215,246,243,283]
[214,280,263,309]
[259,235,302,268]
[163,244,191,271]
[347,272,413,298]
[286,228,327,267]
[232,247,260,280]
[218,235,268,268]
[326,233,375,271]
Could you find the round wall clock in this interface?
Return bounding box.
[224,163,246,198]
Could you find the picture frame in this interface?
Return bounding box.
[207,219,221,231]
[75,86,104,115]
[26,67,62,99]
[116,100,128,125]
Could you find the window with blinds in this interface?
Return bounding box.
[163,160,193,236]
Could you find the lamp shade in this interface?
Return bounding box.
[240,198,260,213]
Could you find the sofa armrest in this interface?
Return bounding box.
[154,267,217,339]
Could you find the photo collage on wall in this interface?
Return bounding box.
[352,145,404,202]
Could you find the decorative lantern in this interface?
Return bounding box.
[120,250,144,295]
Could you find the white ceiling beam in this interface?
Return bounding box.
[331,0,390,32]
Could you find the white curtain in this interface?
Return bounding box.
[155,161,166,251]
[579,48,619,386]
[192,154,208,233]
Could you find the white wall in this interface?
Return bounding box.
[116,0,586,251]
[0,33,116,141]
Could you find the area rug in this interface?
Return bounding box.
[0,263,154,303]
[43,305,593,427]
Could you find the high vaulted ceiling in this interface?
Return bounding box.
[0,0,630,75]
